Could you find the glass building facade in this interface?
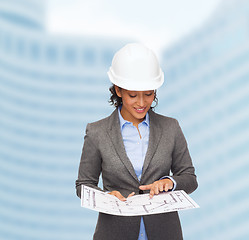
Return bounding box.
[0,0,126,239]
[159,0,249,239]
[1,0,249,239]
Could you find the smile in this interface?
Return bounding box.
[134,107,146,113]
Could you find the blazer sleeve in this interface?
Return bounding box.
[171,120,198,194]
[75,123,103,198]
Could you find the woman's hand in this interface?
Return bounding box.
[139,178,173,199]
[108,191,135,201]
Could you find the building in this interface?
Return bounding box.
[1,0,249,239]
[159,0,249,239]
[0,0,127,239]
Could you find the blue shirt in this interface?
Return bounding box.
[118,107,149,240]
[118,107,177,240]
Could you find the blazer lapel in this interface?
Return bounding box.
[141,110,163,179]
[106,109,139,182]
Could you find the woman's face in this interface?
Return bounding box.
[115,86,155,126]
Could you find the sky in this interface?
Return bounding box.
[46,0,222,55]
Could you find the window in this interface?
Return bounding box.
[46,44,58,63]
[82,48,95,66]
[30,41,40,61]
[64,47,76,64]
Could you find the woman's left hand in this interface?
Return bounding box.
[139,178,173,199]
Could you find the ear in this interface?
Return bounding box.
[114,85,122,98]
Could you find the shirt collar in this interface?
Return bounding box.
[118,106,150,129]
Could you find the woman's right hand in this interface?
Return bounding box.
[108,191,135,201]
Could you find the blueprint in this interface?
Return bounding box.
[81,185,199,216]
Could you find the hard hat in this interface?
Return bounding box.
[107,43,164,91]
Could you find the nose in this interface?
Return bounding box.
[137,95,145,106]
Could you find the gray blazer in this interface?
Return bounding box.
[76,108,198,240]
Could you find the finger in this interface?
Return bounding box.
[154,184,159,195]
[127,192,135,198]
[115,192,126,201]
[149,189,155,199]
[164,184,169,192]
[159,182,164,192]
[109,191,126,201]
[163,179,173,190]
[139,184,152,190]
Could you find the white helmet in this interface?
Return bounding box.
[107,43,164,91]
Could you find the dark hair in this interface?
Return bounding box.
[108,85,158,110]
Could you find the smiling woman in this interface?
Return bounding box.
[114,88,155,127]
[75,43,198,240]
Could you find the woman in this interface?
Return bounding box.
[76,43,198,240]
